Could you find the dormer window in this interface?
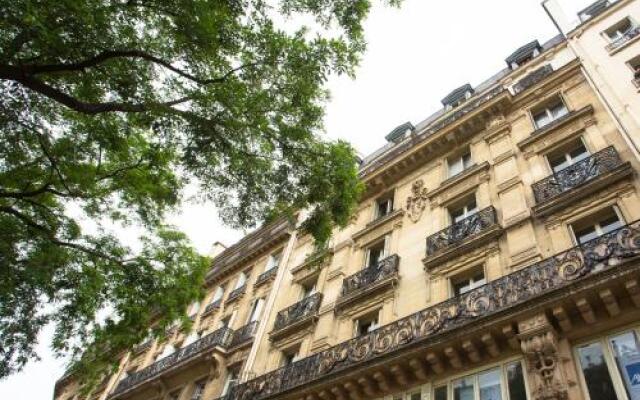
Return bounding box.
[505,40,542,70]
[531,96,568,129]
[375,193,394,220]
[385,122,415,144]
[441,84,474,110]
[578,0,610,22]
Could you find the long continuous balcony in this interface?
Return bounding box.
[227,220,640,400]
[111,327,234,397]
[606,26,640,52]
[230,321,258,347]
[424,206,502,269]
[532,146,632,216]
[336,255,399,310]
[271,293,322,338]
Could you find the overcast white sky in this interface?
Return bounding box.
[0,0,592,398]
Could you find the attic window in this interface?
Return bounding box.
[385,122,415,143]
[506,40,542,70]
[441,83,474,110]
[578,0,610,22]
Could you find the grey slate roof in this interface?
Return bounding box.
[505,40,542,67]
[440,83,474,106]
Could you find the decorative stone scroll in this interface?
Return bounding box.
[406,180,428,223]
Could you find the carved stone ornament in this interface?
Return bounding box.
[519,316,568,400]
[406,180,428,223]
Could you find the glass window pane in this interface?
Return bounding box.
[576,226,599,244]
[453,376,475,400]
[577,342,618,400]
[410,393,422,400]
[479,368,502,400]
[506,361,528,400]
[609,331,640,400]
[569,143,589,161]
[435,386,448,400]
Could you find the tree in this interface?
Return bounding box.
[0,0,398,384]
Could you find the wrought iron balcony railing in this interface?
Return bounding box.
[203,299,222,315]
[230,321,258,347]
[340,255,400,299]
[226,219,640,400]
[532,146,624,205]
[111,327,234,397]
[426,206,498,256]
[273,293,322,332]
[226,285,246,303]
[255,267,278,287]
[606,26,640,52]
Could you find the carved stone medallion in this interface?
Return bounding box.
[406,180,428,223]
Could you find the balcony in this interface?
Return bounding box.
[270,293,322,340]
[532,146,632,217]
[230,321,258,348]
[606,26,640,53]
[255,267,278,288]
[226,285,246,304]
[226,220,640,400]
[203,299,222,316]
[110,327,234,398]
[424,206,502,270]
[336,255,400,311]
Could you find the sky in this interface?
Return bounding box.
[0,0,593,398]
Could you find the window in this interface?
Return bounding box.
[265,251,282,272]
[437,361,527,400]
[570,207,624,245]
[157,343,175,360]
[234,271,247,289]
[604,17,635,42]
[449,197,478,224]
[627,56,640,83]
[575,328,640,400]
[188,301,201,317]
[375,194,394,219]
[355,311,379,337]
[168,389,182,400]
[451,266,486,296]
[190,379,207,400]
[182,331,200,347]
[365,237,389,268]
[448,149,473,178]
[211,285,225,304]
[531,97,568,129]
[221,370,237,396]
[281,346,301,367]
[546,139,590,174]
[219,314,233,329]
[300,279,317,300]
[247,298,264,323]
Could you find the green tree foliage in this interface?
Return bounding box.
[0,0,397,383]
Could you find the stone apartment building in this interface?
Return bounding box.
[54,2,640,400]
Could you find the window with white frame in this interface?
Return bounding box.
[234,271,248,289]
[247,297,265,323]
[433,360,528,400]
[449,196,478,224]
[300,278,317,300]
[365,236,389,268]
[265,250,282,272]
[211,285,225,304]
[570,207,624,245]
[546,138,590,174]
[627,55,640,83]
[575,328,640,400]
[182,331,200,347]
[531,96,568,129]
[190,379,207,400]
[448,149,473,178]
[604,17,635,42]
[157,343,175,360]
[281,345,301,367]
[219,312,234,329]
[221,369,238,396]
[450,265,486,297]
[187,301,201,317]
[355,310,380,337]
[375,193,395,220]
